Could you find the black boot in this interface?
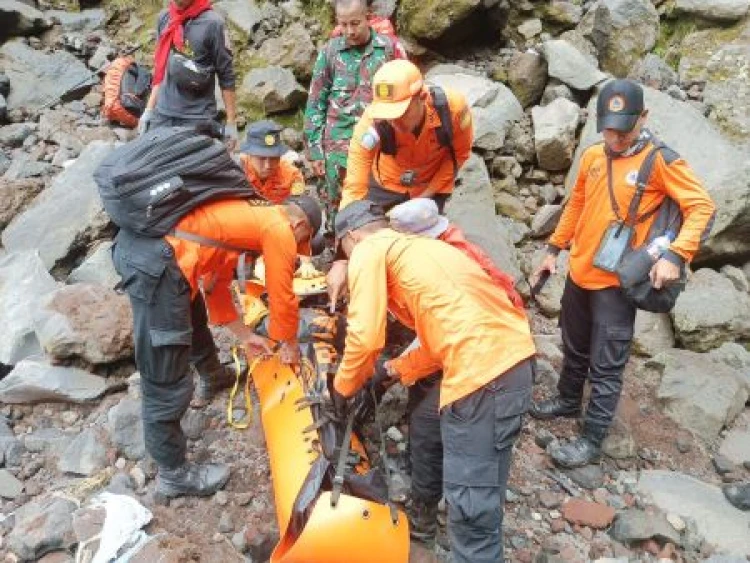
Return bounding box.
[550,424,605,468]
[156,461,230,498]
[407,497,439,543]
[723,482,750,511]
[529,396,581,420]
[192,364,237,407]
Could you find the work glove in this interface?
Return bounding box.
[137,109,153,136]
[224,123,238,152]
[295,260,324,279]
[354,358,396,424]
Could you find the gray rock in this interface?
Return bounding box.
[180,408,208,441]
[530,205,563,239]
[700,163,750,263]
[45,9,105,32]
[632,310,675,357]
[218,512,234,533]
[609,508,681,545]
[718,411,750,466]
[532,97,580,171]
[0,468,23,499]
[0,356,106,404]
[518,18,543,40]
[2,141,115,275]
[701,42,750,141]
[256,22,317,82]
[541,39,607,90]
[427,69,524,151]
[507,51,548,108]
[0,0,51,40]
[33,284,134,365]
[675,0,750,21]
[638,470,750,556]
[0,176,45,233]
[6,496,77,560]
[527,248,570,317]
[399,0,482,42]
[66,241,120,288]
[238,66,306,114]
[0,122,34,147]
[214,0,282,37]
[59,427,109,476]
[720,265,749,293]
[543,1,583,27]
[629,53,679,90]
[0,40,96,113]
[672,268,750,353]
[565,465,605,490]
[2,155,55,181]
[541,82,576,107]
[108,398,145,461]
[23,427,69,457]
[0,252,58,365]
[38,109,118,156]
[712,453,735,475]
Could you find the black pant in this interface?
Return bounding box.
[407,373,443,504]
[558,276,636,434]
[112,231,220,468]
[366,176,450,213]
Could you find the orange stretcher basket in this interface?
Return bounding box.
[250,354,410,562]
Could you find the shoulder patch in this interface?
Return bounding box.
[360,126,380,150]
[660,146,681,165]
[458,106,472,131]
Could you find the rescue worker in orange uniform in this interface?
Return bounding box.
[529,79,715,468]
[239,120,305,204]
[112,195,322,499]
[330,200,536,563]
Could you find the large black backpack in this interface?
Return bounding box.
[94,127,256,237]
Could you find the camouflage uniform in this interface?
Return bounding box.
[303,29,399,229]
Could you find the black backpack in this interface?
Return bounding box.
[94,126,256,237]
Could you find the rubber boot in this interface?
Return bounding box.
[550,424,605,469]
[723,482,750,511]
[529,396,581,420]
[192,364,236,407]
[407,497,439,543]
[156,461,230,499]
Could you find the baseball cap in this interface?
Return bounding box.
[334,200,386,247]
[286,195,322,235]
[388,198,449,239]
[596,79,645,133]
[369,60,425,120]
[240,119,288,157]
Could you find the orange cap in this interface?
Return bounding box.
[369,60,424,120]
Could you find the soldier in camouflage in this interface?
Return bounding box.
[303,0,402,231]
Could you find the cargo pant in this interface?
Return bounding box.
[442,359,533,563]
[112,230,222,469]
[319,150,347,233]
[557,277,637,436]
[407,372,443,505]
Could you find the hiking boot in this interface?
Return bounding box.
[407,498,439,543]
[156,461,230,499]
[529,397,581,420]
[192,364,236,407]
[550,436,602,468]
[723,482,750,511]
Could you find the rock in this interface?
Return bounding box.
[701,42,750,141]
[638,470,750,556]
[33,284,133,365]
[0,1,51,40]
[2,141,115,276]
[543,1,583,27]
[0,252,58,364]
[45,9,105,32]
[23,427,69,457]
[561,498,616,529]
[518,18,543,39]
[507,51,548,108]
[494,191,529,222]
[38,109,117,155]
[0,468,23,499]
[0,123,34,147]
[214,490,229,506]
[129,466,146,490]
[0,356,106,404]
[541,39,607,91]
[527,248,569,317]
[238,66,306,114]
[647,348,748,440]
[532,97,580,171]
[632,310,675,357]
[675,0,750,21]
[629,53,679,90]
[701,163,750,265]
[0,178,46,232]
[72,504,105,545]
[565,465,605,490]
[585,0,659,78]
[0,72,9,98]
[427,68,524,151]
[6,497,77,561]
[256,23,316,81]
[399,0,481,42]
[66,241,120,288]
[718,411,750,465]
[720,265,749,293]
[610,508,681,545]
[214,0,282,38]
[601,418,636,459]
[539,490,562,509]
[0,40,96,113]
[529,205,563,242]
[58,427,109,476]
[218,512,234,533]
[672,269,750,352]
[107,472,133,494]
[108,398,145,461]
[712,454,735,475]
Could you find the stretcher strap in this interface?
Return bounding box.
[331,409,356,508]
[372,387,400,524]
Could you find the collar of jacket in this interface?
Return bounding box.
[608,127,654,159]
[332,29,386,55]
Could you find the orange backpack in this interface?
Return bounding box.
[102,56,152,128]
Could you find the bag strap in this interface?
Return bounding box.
[428,85,458,179]
[606,141,665,227]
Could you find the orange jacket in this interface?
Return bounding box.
[239,156,305,204]
[333,229,535,408]
[549,141,716,289]
[340,88,473,209]
[165,200,301,342]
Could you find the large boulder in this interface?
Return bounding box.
[108,398,145,461]
[213,0,283,39]
[2,141,115,276]
[540,39,607,91]
[671,268,750,352]
[507,51,548,108]
[58,427,109,476]
[702,42,750,142]
[632,310,674,357]
[45,8,106,32]
[0,356,106,404]
[0,40,96,113]
[33,284,134,365]
[583,0,660,77]
[238,66,306,115]
[399,0,481,43]
[0,252,58,365]
[427,67,524,152]
[0,1,51,41]
[531,97,580,171]
[6,497,78,561]
[66,241,120,288]
[446,153,521,281]
[0,177,45,233]
[256,22,317,82]
[38,109,118,158]
[719,411,750,466]
[675,0,750,21]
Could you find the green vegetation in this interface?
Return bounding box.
[301,0,334,36]
[653,16,699,69]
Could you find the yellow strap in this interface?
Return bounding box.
[226,346,261,430]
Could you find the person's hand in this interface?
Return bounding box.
[310,159,325,177]
[243,332,273,358]
[326,259,348,313]
[649,257,680,289]
[322,385,350,422]
[296,260,323,279]
[278,340,300,367]
[530,253,558,290]
[137,109,153,136]
[224,123,238,152]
